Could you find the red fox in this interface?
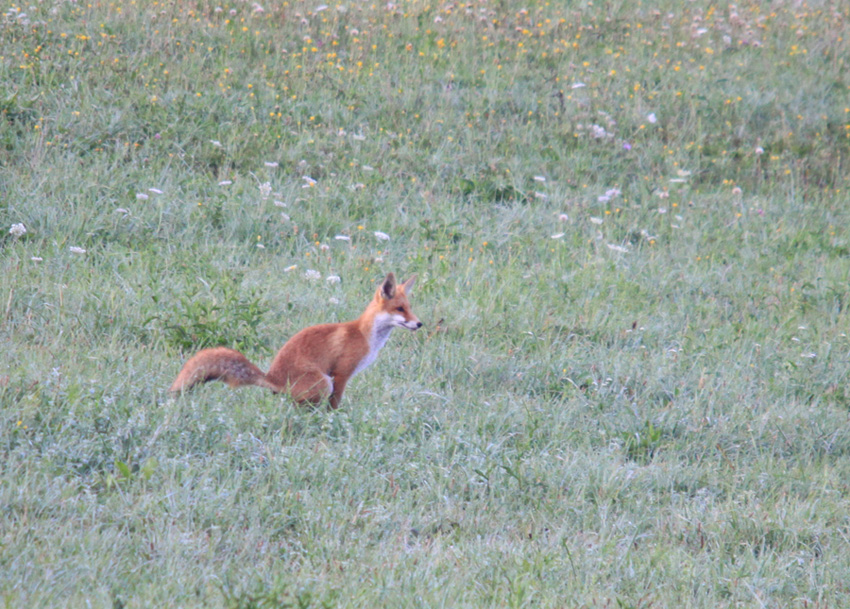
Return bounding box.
[169,272,422,408]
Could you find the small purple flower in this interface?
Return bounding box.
[622,141,632,151]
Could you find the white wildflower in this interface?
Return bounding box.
[329,297,340,305]
[551,233,565,239]
[571,82,586,89]
[533,176,547,182]
[374,231,390,241]
[326,275,341,284]
[274,200,286,207]
[256,243,265,249]
[136,192,149,200]
[590,217,604,225]
[219,180,232,186]
[149,188,164,194]
[647,113,657,124]
[755,146,764,155]
[264,161,279,168]
[302,176,317,187]
[590,124,608,139]
[535,192,549,200]
[9,223,26,237]
[558,213,569,222]
[210,140,223,148]
[361,165,374,171]
[304,269,321,280]
[31,256,43,262]
[69,246,86,254]
[259,181,272,199]
[314,4,328,12]
[280,213,290,222]
[334,235,351,241]
[598,188,621,203]
[607,243,629,253]
[732,186,743,196]
[115,208,130,214]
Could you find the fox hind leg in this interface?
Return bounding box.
[288,370,333,405]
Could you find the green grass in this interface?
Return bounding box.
[2,1,850,606]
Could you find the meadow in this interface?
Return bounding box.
[2,0,850,606]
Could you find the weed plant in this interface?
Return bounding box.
[2,1,850,607]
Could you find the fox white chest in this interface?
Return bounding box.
[352,313,395,377]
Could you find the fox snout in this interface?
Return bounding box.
[396,317,422,331]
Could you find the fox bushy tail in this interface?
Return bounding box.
[169,347,279,393]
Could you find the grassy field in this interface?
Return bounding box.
[2,0,850,606]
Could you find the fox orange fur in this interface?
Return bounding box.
[169,273,422,408]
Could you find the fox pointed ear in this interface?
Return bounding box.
[400,274,417,293]
[380,272,397,299]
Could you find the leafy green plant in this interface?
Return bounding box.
[619,420,666,465]
[147,281,269,352]
[220,580,338,609]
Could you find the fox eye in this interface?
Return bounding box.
[396,306,405,312]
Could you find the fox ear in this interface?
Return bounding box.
[380,272,397,299]
[400,274,417,293]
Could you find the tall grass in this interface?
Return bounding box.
[2,1,850,607]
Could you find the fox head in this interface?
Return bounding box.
[377,272,422,331]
